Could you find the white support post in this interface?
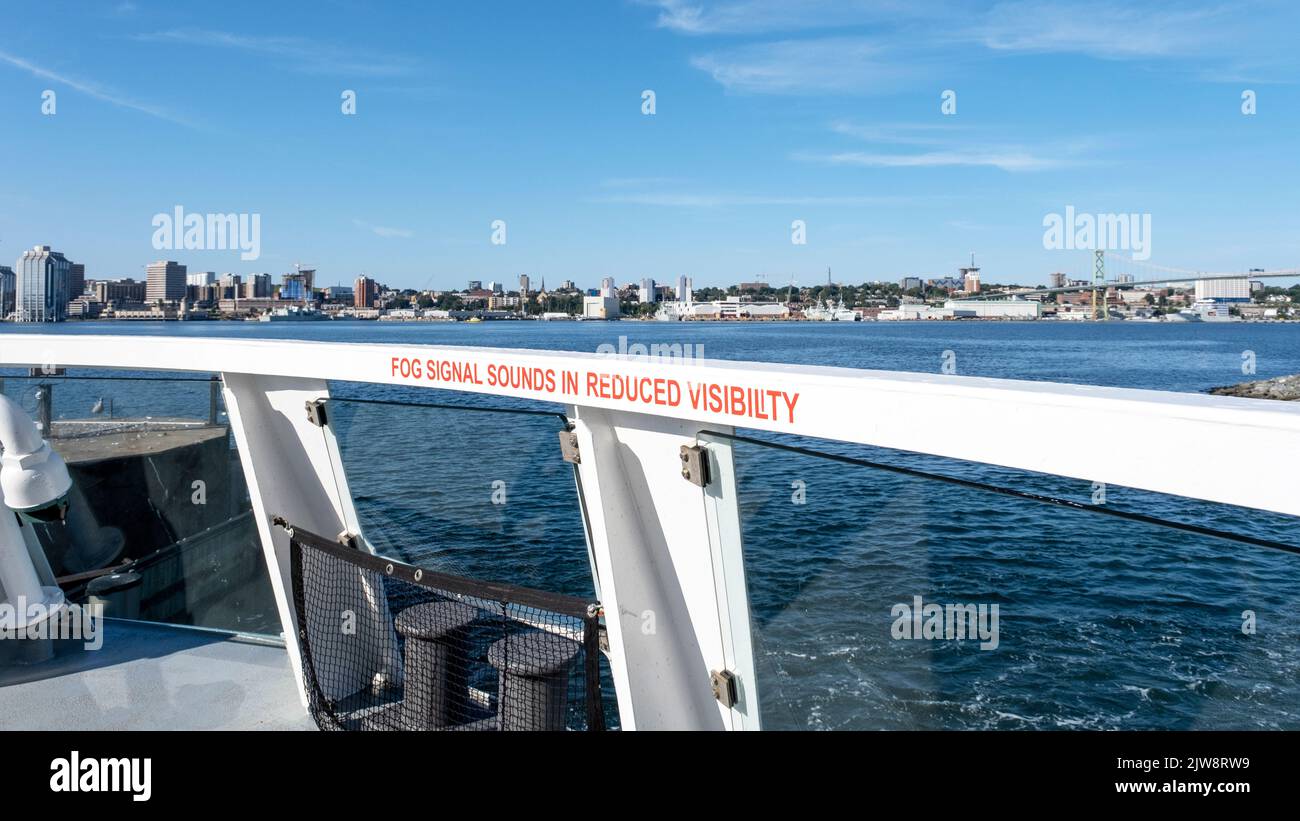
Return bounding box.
[219,373,365,708]
[567,404,748,730]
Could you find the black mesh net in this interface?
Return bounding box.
[286,524,605,731]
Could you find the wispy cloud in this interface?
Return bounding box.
[653,1,1300,90]
[975,1,1235,59]
[590,189,918,208]
[799,121,1094,172]
[599,176,691,188]
[829,121,966,147]
[134,29,419,77]
[640,0,942,35]
[353,219,414,238]
[0,50,191,126]
[691,37,925,94]
[798,148,1066,173]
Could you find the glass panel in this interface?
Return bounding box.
[325,385,592,597]
[0,372,279,637]
[705,430,1300,730]
[324,385,620,726]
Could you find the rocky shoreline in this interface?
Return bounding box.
[1208,374,1300,400]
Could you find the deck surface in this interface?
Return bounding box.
[0,618,314,730]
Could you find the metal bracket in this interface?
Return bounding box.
[680,443,711,487]
[337,530,362,550]
[305,398,328,427]
[710,669,738,708]
[558,430,581,464]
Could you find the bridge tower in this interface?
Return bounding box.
[1092,250,1107,321]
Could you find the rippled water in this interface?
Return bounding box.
[4,319,1299,728]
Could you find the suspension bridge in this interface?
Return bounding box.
[977,251,1299,319]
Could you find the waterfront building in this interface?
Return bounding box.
[947,299,1039,319]
[1194,278,1250,304]
[0,265,14,318]
[675,275,693,302]
[146,260,187,303]
[92,278,147,305]
[686,298,788,319]
[16,245,72,322]
[280,273,310,302]
[583,295,620,319]
[354,275,378,308]
[243,273,273,299]
[68,262,86,301]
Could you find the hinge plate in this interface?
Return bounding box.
[710,669,738,708]
[680,443,711,487]
[305,399,328,427]
[558,430,581,464]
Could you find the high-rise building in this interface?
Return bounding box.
[355,275,378,308]
[146,260,187,303]
[244,273,272,299]
[600,276,616,299]
[639,277,656,303]
[16,245,72,322]
[1050,272,1068,289]
[467,280,482,291]
[280,273,309,302]
[676,275,693,302]
[519,274,530,298]
[187,271,216,287]
[68,262,86,301]
[216,273,242,300]
[0,266,15,318]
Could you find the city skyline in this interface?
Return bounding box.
[3,1,1300,288]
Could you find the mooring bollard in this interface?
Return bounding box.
[393,601,479,729]
[86,571,142,620]
[487,630,581,731]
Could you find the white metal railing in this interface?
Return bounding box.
[4,333,1300,730]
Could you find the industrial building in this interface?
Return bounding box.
[879,298,1040,321]
[583,295,620,319]
[1194,277,1250,304]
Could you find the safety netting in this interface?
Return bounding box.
[284,523,605,731]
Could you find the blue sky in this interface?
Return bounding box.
[2,0,1299,290]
